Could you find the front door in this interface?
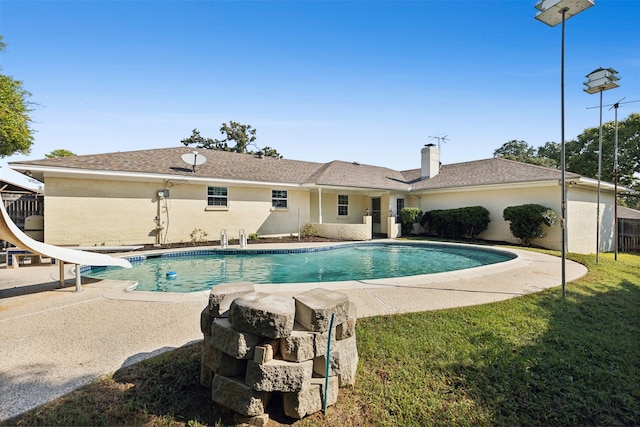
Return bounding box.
[372,197,381,235]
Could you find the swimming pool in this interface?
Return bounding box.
[85,242,516,293]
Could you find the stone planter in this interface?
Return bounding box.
[199,284,358,424]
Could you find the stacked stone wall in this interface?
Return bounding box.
[200,284,358,425]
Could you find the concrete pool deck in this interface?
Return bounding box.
[0,241,587,421]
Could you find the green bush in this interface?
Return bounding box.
[399,208,423,235]
[420,206,490,239]
[503,204,557,246]
[300,223,318,238]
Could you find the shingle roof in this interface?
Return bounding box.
[10,147,580,192]
[405,158,581,191]
[618,206,640,219]
[307,160,412,190]
[13,147,324,185]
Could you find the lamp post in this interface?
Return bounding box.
[535,0,594,298]
[611,99,622,260]
[584,67,619,263]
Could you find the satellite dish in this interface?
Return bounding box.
[181,151,207,172]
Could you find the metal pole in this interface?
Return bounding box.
[596,89,603,263]
[74,264,83,293]
[58,260,65,288]
[560,8,567,298]
[614,102,619,260]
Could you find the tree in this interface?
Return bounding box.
[181,121,282,158]
[565,113,640,200]
[45,149,76,158]
[556,112,640,208]
[535,141,560,169]
[0,36,35,158]
[493,113,639,208]
[493,139,557,168]
[493,140,534,163]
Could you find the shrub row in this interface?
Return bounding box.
[420,206,490,239]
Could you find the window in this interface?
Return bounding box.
[338,195,349,216]
[272,190,288,208]
[207,186,228,207]
[396,198,405,219]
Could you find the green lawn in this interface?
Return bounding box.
[4,250,639,426]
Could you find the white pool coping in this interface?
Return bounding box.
[101,239,531,302]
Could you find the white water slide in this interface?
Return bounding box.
[1,195,131,291]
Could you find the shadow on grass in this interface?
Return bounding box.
[2,341,302,426]
[442,279,640,426]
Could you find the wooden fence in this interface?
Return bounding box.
[619,218,640,252]
[2,194,44,230]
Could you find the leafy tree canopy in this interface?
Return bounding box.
[0,36,35,158]
[494,112,640,208]
[493,140,558,168]
[45,149,77,158]
[181,121,282,158]
[566,112,639,189]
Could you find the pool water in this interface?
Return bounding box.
[85,243,515,293]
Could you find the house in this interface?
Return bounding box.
[8,145,619,254]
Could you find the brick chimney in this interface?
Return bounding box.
[421,144,440,179]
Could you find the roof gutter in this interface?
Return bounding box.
[410,179,561,194]
[9,164,301,188]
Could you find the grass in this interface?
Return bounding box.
[3,250,639,426]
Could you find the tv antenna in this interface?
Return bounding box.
[181,151,207,172]
[428,134,449,150]
[586,98,640,110]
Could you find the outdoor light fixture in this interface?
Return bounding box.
[535,0,594,26]
[534,0,594,298]
[584,67,619,263]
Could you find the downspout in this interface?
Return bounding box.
[318,188,323,224]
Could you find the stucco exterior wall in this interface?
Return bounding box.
[44,177,311,246]
[310,191,368,225]
[312,216,372,241]
[41,175,614,254]
[159,184,311,243]
[44,178,158,245]
[418,183,615,254]
[566,187,615,254]
[418,184,562,250]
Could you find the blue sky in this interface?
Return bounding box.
[1,0,639,188]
